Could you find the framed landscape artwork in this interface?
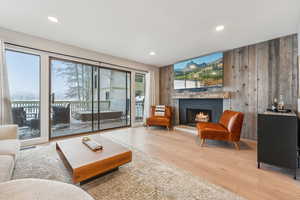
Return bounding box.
[173,52,223,90]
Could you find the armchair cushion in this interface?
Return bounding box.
[197,122,228,140]
[147,117,171,124]
[197,122,228,133]
[0,125,18,140]
[0,139,20,160]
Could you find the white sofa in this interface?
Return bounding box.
[0,126,94,200]
[0,178,94,200]
[0,125,20,182]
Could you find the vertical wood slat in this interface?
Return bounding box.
[248,46,258,140]
[223,51,232,92]
[268,39,280,104]
[279,36,293,109]
[257,42,269,114]
[159,66,173,105]
[223,51,233,111]
[231,49,241,112]
[239,47,249,138]
[159,34,298,140]
[291,35,298,110]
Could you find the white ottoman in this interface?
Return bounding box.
[0,178,94,200]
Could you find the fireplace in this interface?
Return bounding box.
[186,108,212,126]
[179,99,223,126]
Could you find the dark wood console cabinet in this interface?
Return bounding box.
[257,112,298,179]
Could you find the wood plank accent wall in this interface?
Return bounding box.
[159,34,298,140]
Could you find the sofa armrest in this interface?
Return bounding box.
[0,125,18,140]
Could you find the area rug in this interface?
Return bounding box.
[13,134,244,200]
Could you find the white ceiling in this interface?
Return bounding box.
[0,0,299,66]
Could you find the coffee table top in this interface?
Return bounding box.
[56,135,131,170]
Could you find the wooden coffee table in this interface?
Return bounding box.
[56,135,132,184]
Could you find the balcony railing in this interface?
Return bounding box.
[135,100,144,121]
[11,100,144,121]
[11,100,111,120]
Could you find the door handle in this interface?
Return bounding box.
[51,93,55,104]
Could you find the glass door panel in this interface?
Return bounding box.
[135,73,145,122]
[126,72,131,126]
[92,67,100,131]
[6,50,41,140]
[99,68,130,130]
[50,59,93,138]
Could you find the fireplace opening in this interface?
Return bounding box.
[186,108,212,126]
[179,99,222,126]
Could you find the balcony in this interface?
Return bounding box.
[12,100,145,139]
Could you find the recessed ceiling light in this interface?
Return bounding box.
[216,25,225,32]
[149,51,156,56]
[48,16,59,23]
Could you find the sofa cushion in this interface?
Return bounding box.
[151,106,172,118]
[0,178,94,200]
[0,125,18,140]
[0,139,20,160]
[0,155,14,183]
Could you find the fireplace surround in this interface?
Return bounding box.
[179,99,223,126]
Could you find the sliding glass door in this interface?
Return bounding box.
[6,50,41,140]
[4,46,144,143]
[50,58,131,138]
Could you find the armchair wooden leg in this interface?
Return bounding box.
[200,139,205,147]
[234,142,240,150]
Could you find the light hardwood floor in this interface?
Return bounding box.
[52,127,300,200]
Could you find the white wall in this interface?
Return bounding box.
[0,27,160,105]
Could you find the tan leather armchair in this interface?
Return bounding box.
[197,110,244,150]
[146,106,172,130]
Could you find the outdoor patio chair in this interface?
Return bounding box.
[12,107,27,127]
[52,104,70,125]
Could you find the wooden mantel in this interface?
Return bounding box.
[172,91,231,99]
